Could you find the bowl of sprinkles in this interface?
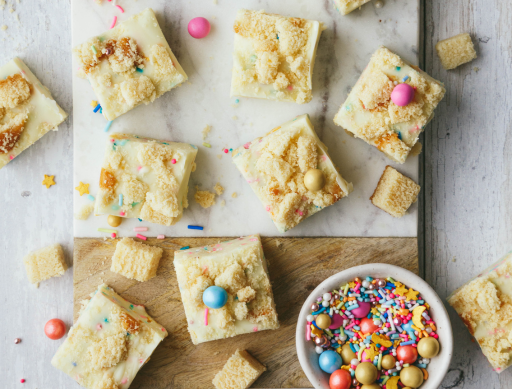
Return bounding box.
[296,264,453,389]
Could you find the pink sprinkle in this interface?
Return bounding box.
[110,16,117,29]
[157,234,165,239]
[115,5,125,13]
[119,211,125,216]
[111,233,116,238]
[161,327,165,331]
[139,358,144,364]
[121,378,128,384]
[265,205,271,212]
[136,233,147,241]
[204,308,209,326]
[321,155,328,161]
[306,323,311,341]
[345,322,356,330]
[134,227,148,232]
[287,85,293,91]
[223,148,229,153]
[243,142,250,149]
[20,379,25,383]
[9,155,14,160]
[96,324,102,330]
[137,166,142,170]
[171,159,176,164]
[253,326,258,332]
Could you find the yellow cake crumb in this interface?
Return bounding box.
[195,187,216,208]
[23,243,68,284]
[75,203,95,220]
[214,183,224,195]
[88,332,127,370]
[231,192,237,198]
[212,349,266,389]
[202,124,211,140]
[120,76,156,107]
[237,286,256,303]
[110,237,163,282]
[0,73,31,109]
[436,33,477,70]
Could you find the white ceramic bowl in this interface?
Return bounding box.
[296,263,453,389]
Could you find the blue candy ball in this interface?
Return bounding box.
[202,286,228,309]
[318,350,342,374]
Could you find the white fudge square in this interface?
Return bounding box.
[231,9,323,104]
[174,235,279,345]
[95,133,198,226]
[333,0,372,15]
[0,58,67,169]
[73,8,187,120]
[51,284,167,389]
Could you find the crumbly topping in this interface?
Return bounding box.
[108,37,144,74]
[0,113,27,153]
[273,72,289,90]
[237,286,256,303]
[214,183,224,195]
[195,188,216,208]
[149,44,178,84]
[234,302,249,320]
[87,332,127,370]
[73,37,104,74]
[215,263,247,294]
[120,75,156,107]
[256,51,279,84]
[99,73,112,88]
[95,376,119,389]
[0,73,31,109]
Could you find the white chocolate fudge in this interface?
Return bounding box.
[212,349,266,389]
[231,9,323,104]
[52,284,168,388]
[95,133,198,226]
[436,33,477,70]
[111,237,163,282]
[23,243,68,285]
[174,235,279,345]
[0,58,67,169]
[232,114,352,233]
[333,0,371,15]
[73,8,187,120]
[448,253,512,373]
[334,46,446,163]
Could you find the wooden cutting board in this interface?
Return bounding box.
[74,237,418,389]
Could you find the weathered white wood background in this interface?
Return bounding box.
[1,0,511,388]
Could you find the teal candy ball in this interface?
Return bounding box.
[202,286,228,309]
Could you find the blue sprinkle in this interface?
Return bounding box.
[276,34,279,40]
[100,108,102,114]
[415,363,427,368]
[235,99,239,104]
[398,132,402,140]
[104,121,114,132]
[180,246,190,250]
[136,68,143,73]
[312,306,326,315]
[104,318,108,323]
[93,104,101,113]
[349,343,357,352]
[138,218,142,222]
[402,75,410,82]
[188,225,204,230]
[87,194,95,202]
[119,194,123,206]
[396,66,401,71]
[72,362,77,367]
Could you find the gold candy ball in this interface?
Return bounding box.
[381,354,396,370]
[107,215,122,228]
[315,313,332,329]
[417,336,440,358]
[304,169,326,192]
[400,366,424,388]
[340,343,356,365]
[361,384,381,389]
[355,362,378,385]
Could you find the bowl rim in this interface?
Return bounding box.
[295,263,454,389]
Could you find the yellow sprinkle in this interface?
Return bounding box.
[91,100,98,107]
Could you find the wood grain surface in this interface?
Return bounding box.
[74,237,417,389]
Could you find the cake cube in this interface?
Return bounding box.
[334,46,446,163]
[94,133,198,226]
[0,58,67,169]
[448,252,512,373]
[23,243,68,284]
[73,8,187,121]
[232,114,352,233]
[436,33,477,70]
[370,166,420,218]
[231,9,324,104]
[174,235,279,345]
[212,349,267,389]
[52,284,168,388]
[333,0,371,15]
[111,237,163,282]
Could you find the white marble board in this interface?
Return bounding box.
[72,0,420,238]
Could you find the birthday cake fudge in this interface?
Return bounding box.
[231,9,324,104]
[448,252,512,373]
[73,8,187,120]
[333,0,371,15]
[52,284,168,389]
[0,58,67,169]
[334,46,446,164]
[95,133,198,226]
[212,349,267,389]
[174,235,279,345]
[232,114,352,233]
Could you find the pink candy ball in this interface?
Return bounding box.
[188,17,211,39]
[391,83,415,106]
[329,313,344,329]
[351,301,371,318]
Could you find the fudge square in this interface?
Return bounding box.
[212,349,266,389]
[231,9,324,104]
[436,33,477,70]
[448,252,512,373]
[95,133,198,226]
[73,8,187,121]
[111,237,163,282]
[370,166,420,218]
[52,284,168,388]
[174,235,279,345]
[232,114,352,233]
[0,58,67,169]
[334,46,446,164]
[23,243,68,285]
[333,0,371,15]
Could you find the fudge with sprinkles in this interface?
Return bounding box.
[231,9,324,104]
[73,8,187,120]
[94,133,197,226]
[52,284,168,388]
[174,235,279,344]
[0,58,67,169]
[334,46,446,164]
[448,252,512,373]
[232,114,352,233]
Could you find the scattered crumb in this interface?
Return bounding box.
[1,25,7,31]
[232,116,238,120]
[452,257,456,262]
[220,200,226,207]
[194,186,216,208]
[74,203,95,220]
[275,240,282,248]
[202,125,211,140]
[214,183,224,195]
[213,0,217,4]
[231,192,237,198]
[191,162,197,172]
[216,154,222,159]
[0,0,5,10]
[474,67,480,72]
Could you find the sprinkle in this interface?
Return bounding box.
[91,45,97,54]
[104,121,114,132]
[402,75,410,82]
[223,148,229,153]
[110,16,117,29]
[188,225,204,230]
[136,234,147,241]
[111,233,116,238]
[134,227,148,232]
[20,379,25,383]
[98,228,117,233]
[9,155,14,160]
[396,66,401,71]
[180,246,190,250]
[136,68,143,73]
[87,194,95,201]
[90,100,98,106]
[42,174,56,189]
[119,211,125,216]
[14,338,21,344]
[115,5,125,12]
[93,103,101,113]
[203,142,211,148]
[119,194,123,206]
[157,235,165,239]
[171,159,176,164]
[204,308,209,325]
